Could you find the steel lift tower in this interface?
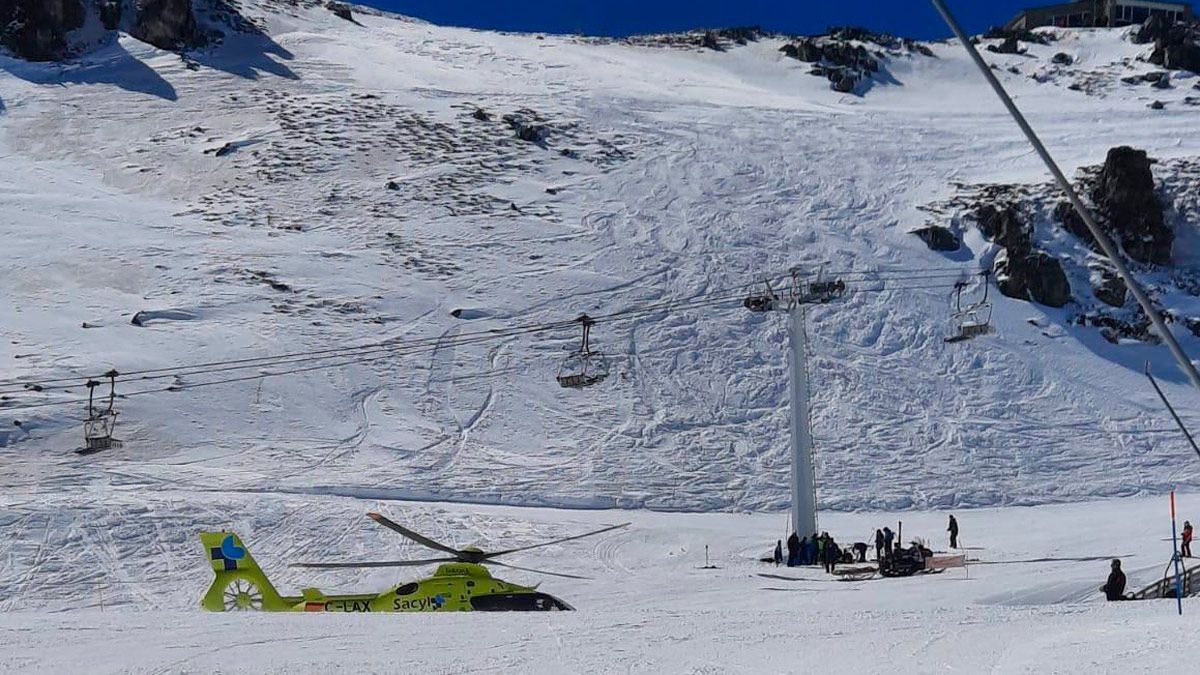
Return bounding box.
[744,269,845,541]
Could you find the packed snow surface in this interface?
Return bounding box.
[3,494,1199,673]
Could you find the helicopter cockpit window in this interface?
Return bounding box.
[470,593,573,611]
[395,583,419,596]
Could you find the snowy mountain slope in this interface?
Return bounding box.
[3,2,1200,525]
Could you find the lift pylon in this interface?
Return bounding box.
[745,268,845,542]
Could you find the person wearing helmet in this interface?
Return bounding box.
[1102,559,1127,601]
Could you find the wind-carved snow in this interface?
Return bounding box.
[3,2,1200,525]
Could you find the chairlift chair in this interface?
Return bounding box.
[557,315,609,389]
[944,273,993,344]
[81,370,122,454]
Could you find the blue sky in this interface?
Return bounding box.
[355,1,1107,40]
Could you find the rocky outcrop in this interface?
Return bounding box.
[326,2,355,23]
[986,36,1024,55]
[1091,147,1172,265]
[1053,201,1097,250]
[912,225,959,252]
[132,0,201,51]
[996,249,1071,308]
[0,0,86,61]
[974,204,1071,308]
[1091,268,1127,307]
[777,26,926,95]
[983,27,1053,45]
[1145,21,1200,73]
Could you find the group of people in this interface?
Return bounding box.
[770,515,964,576]
[775,532,858,573]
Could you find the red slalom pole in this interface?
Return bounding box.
[1171,492,1184,615]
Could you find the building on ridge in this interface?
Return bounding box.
[1005,1,1193,30]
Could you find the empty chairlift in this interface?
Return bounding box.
[557,314,609,389]
[80,370,122,454]
[944,273,993,344]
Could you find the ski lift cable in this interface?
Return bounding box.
[0,279,966,413]
[0,270,970,397]
[0,330,515,413]
[0,319,576,396]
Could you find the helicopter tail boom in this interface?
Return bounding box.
[199,532,293,611]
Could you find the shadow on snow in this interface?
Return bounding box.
[0,40,178,101]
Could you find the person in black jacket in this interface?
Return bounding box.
[786,532,800,567]
[948,514,959,549]
[773,540,783,566]
[874,529,885,561]
[822,536,840,574]
[1102,559,1127,601]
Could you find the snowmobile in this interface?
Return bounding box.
[200,512,628,612]
[878,546,933,578]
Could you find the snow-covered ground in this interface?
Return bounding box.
[4,1,1200,671]
[2,494,1198,673]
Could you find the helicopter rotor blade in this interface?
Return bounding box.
[484,522,630,559]
[488,560,592,580]
[367,512,464,558]
[289,556,458,569]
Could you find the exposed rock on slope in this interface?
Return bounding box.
[0,0,86,61]
[132,0,201,51]
[1092,146,1172,265]
[922,146,1200,343]
[974,204,1071,307]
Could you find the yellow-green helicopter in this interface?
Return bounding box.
[200,512,628,613]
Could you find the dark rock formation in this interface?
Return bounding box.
[1092,270,1127,307]
[1147,23,1200,73]
[983,27,1053,45]
[1051,52,1073,65]
[974,204,1070,307]
[503,114,549,145]
[700,30,721,51]
[975,204,1029,253]
[98,0,121,30]
[1091,146,1172,265]
[912,225,959,252]
[0,0,86,61]
[986,36,1024,55]
[326,2,355,23]
[1133,14,1167,45]
[779,29,901,94]
[1150,99,1166,109]
[133,0,201,51]
[996,250,1071,307]
[1076,312,1156,344]
[1053,201,1097,250]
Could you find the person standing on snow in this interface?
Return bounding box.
[773,540,783,566]
[874,529,885,561]
[823,536,841,574]
[1183,521,1193,558]
[882,526,895,558]
[948,515,959,549]
[1102,559,1127,601]
[798,536,809,565]
[805,534,817,566]
[786,532,800,567]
